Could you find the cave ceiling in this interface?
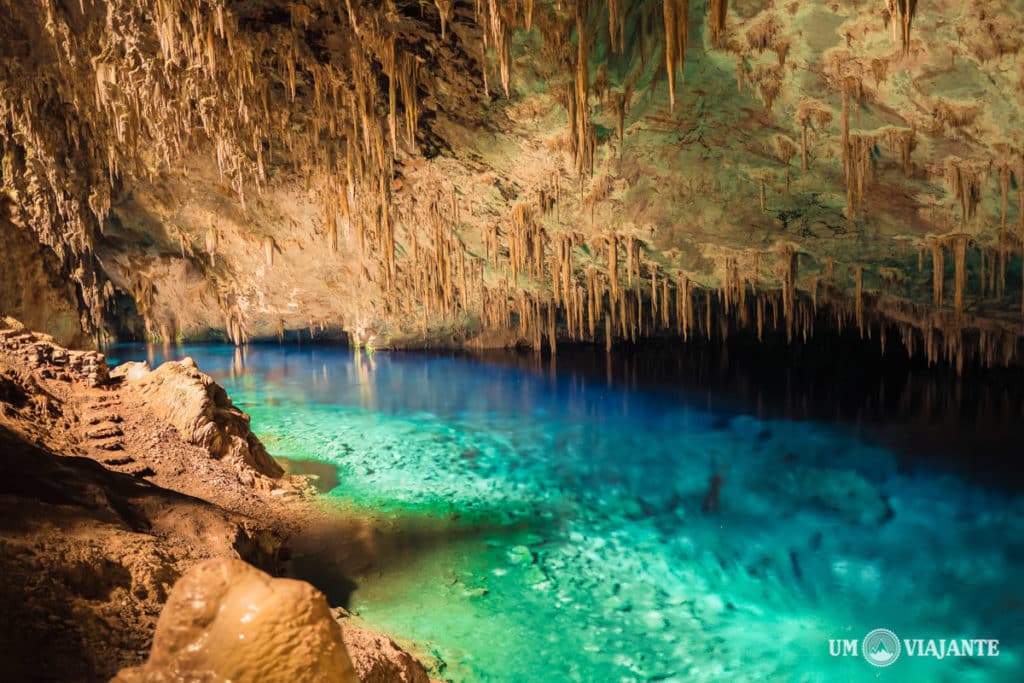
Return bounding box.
[1,0,1023,368]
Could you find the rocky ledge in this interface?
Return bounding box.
[0,317,436,682]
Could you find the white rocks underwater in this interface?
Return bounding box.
[108,344,1024,683]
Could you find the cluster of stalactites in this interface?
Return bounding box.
[1,0,446,337]
[943,157,987,226]
[794,99,833,171]
[929,231,1024,321]
[380,176,1022,374]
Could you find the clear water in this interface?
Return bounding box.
[108,343,1024,682]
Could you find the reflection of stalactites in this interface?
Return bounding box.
[779,246,798,341]
[855,266,865,337]
[1018,158,1024,239]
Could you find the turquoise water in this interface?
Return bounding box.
[109,344,1024,682]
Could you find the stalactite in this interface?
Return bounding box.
[932,242,945,307]
[613,92,627,155]
[568,4,595,177]
[663,0,689,112]
[547,302,557,354]
[661,278,671,329]
[885,127,916,175]
[587,267,598,339]
[607,233,620,301]
[205,227,219,267]
[709,0,729,48]
[997,160,1012,229]
[625,236,635,286]
[263,236,275,268]
[952,235,967,314]
[839,79,861,219]
[775,136,798,191]
[608,0,625,53]
[945,158,984,226]
[795,100,833,172]
[848,133,876,213]
[435,0,454,41]
[896,0,918,55]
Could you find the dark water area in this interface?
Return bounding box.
[466,329,1024,491]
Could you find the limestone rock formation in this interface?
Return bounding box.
[113,559,359,683]
[117,358,285,480]
[1,317,109,385]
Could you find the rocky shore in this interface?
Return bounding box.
[0,317,436,682]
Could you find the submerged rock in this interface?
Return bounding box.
[114,559,358,683]
[120,359,285,480]
[780,466,893,526]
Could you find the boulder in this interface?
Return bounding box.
[114,559,358,683]
[125,360,284,479]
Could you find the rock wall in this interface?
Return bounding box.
[0,220,87,348]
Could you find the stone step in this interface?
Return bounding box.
[99,455,134,466]
[118,463,155,478]
[85,425,124,440]
[85,414,123,426]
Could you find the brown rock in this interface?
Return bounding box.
[337,616,432,683]
[125,360,284,479]
[113,559,358,683]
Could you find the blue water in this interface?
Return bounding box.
[108,344,1024,682]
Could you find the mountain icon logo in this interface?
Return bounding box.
[862,628,901,667]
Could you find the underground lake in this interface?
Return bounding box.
[107,338,1024,683]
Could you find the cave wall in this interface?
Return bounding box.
[0,219,87,347]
